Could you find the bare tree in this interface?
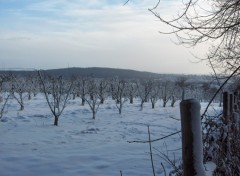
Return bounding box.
[24,74,37,100]
[126,80,138,104]
[147,0,240,74]
[149,79,160,109]
[0,74,10,120]
[124,0,240,73]
[0,95,9,120]
[110,77,118,101]
[175,76,188,101]
[187,83,203,102]
[98,78,109,104]
[160,80,175,108]
[32,76,41,97]
[111,78,128,114]
[38,71,73,126]
[0,74,7,102]
[137,79,153,110]
[84,78,102,119]
[69,76,78,100]
[9,74,28,111]
[77,77,88,106]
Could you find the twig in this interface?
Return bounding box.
[154,147,181,174]
[169,116,180,121]
[120,170,123,176]
[149,0,161,11]
[128,130,181,143]
[123,0,130,6]
[148,126,156,176]
[161,163,167,176]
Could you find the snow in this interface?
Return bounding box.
[189,99,206,176]
[205,162,216,176]
[0,95,215,176]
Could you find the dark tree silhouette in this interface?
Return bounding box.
[125,0,240,74]
[38,71,73,126]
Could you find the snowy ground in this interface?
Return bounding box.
[0,95,216,176]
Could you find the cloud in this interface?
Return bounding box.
[0,0,179,34]
[0,36,31,41]
[0,0,211,74]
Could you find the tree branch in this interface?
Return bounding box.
[128,130,181,143]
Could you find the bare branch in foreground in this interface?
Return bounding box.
[148,126,156,176]
[123,0,130,6]
[161,162,167,176]
[127,130,181,143]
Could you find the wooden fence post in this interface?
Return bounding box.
[180,99,206,176]
[234,92,238,112]
[223,92,229,123]
[229,93,234,116]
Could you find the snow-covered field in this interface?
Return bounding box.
[0,95,214,176]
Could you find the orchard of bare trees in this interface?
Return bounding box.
[1,69,240,175]
[0,71,221,123]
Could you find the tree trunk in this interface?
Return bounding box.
[19,94,24,111]
[118,108,122,114]
[92,110,96,120]
[182,89,185,101]
[140,100,144,110]
[20,104,24,111]
[54,115,59,126]
[118,103,122,114]
[28,93,31,100]
[163,100,167,107]
[130,96,133,104]
[81,98,85,106]
[116,99,120,104]
[152,102,155,109]
[171,96,176,107]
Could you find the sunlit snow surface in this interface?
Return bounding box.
[0,95,216,176]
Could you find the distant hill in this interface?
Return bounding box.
[0,67,161,79]
[0,67,210,81]
[42,67,161,79]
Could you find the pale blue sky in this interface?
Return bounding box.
[0,0,210,74]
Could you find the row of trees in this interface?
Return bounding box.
[0,71,221,125]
